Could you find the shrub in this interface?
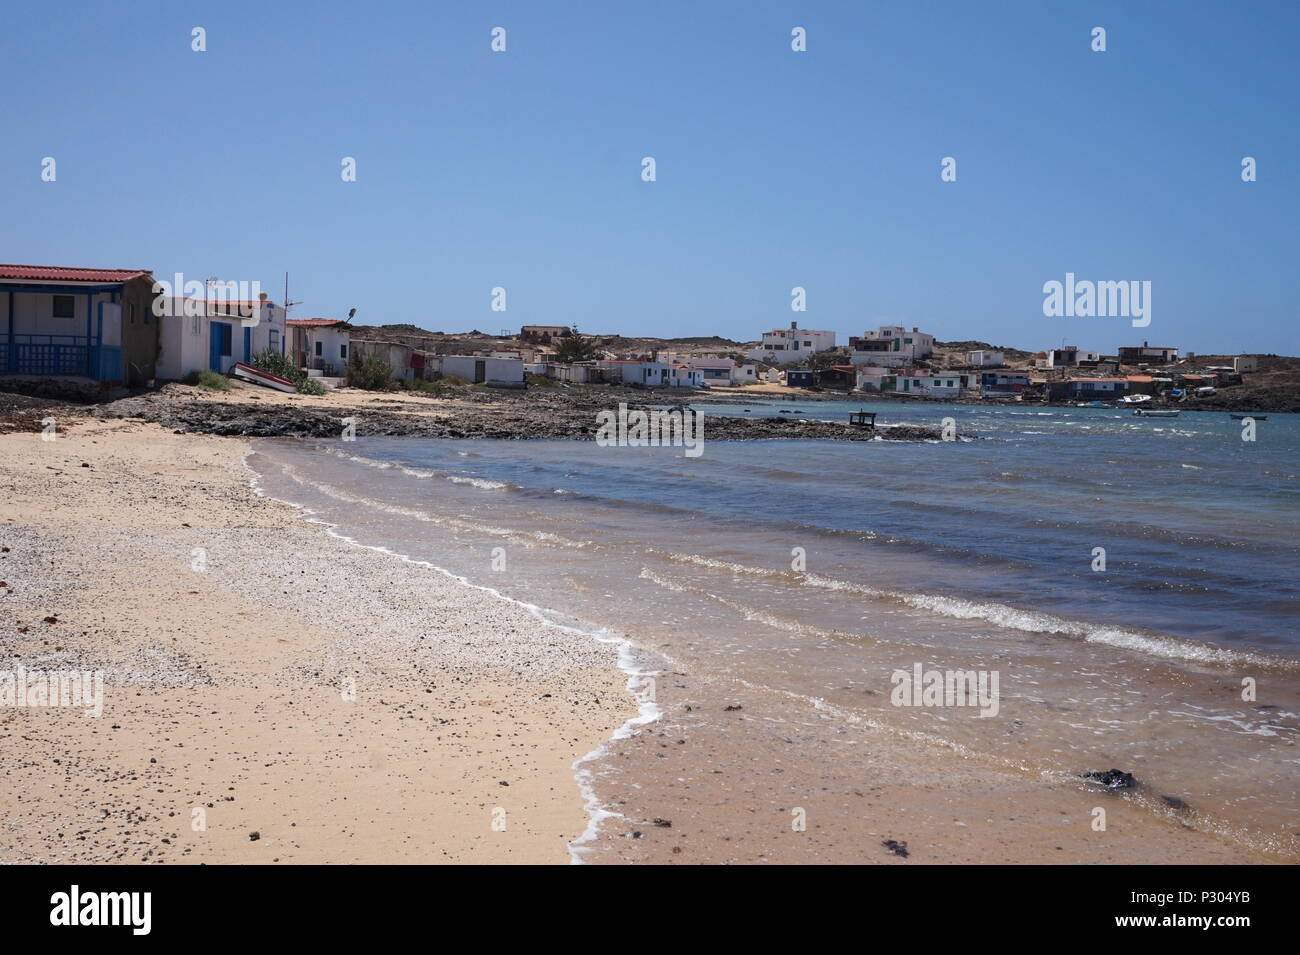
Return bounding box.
[347,356,395,390]
[297,377,327,396]
[527,373,558,388]
[182,369,231,391]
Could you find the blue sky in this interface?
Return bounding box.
[4,1,1297,354]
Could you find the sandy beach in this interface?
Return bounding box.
[0,417,630,863]
[3,399,1293,865]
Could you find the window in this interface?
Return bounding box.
[803,340,812,347]
[340,344,348,359]
[315,341,323,357]
[53,295,75,318]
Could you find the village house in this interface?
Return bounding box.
[847,326,934,367]
[784,369,817,388]
[895,370,961,398]
[156,293,287,380]
[746,322,837,363]
[351,339,418,384]
[980,370,1031,397]
[854,365,893,392]
[0,263,159,387]
[1045,377,1130,401]
[1118,342,1180,364]
[438,354,526,387]
[686,357,756,386]
[966,349,1004,367]
[1231,355,1258,373]
[597,359,672,387]
[816,365,857,391]
[288,318,352,377]
[669,365,704,388]
[544,361,604,384]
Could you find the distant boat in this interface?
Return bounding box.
[1117,394,1152,405]
[1229,413,1266,420]
[1076,400,1111,408]
[1133,409,1179,417]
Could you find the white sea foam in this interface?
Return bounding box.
[244,451,664,866]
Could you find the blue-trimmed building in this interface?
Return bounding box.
[0,264,160,387]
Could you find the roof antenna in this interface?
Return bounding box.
[283,272,302,316]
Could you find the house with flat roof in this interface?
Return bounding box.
[746,322,837,363]
[0,263,159,387]
[288,318,352,376]
[156,294,286,380]
[848,326,934,367]
[1118,342,1180,364]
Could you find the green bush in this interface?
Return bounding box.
[347,356,395,390]
[527,373,558,388]
[182,369,232,391]
[297,377,327,396]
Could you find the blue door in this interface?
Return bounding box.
[209,322,232,372]
[243,326,251,363]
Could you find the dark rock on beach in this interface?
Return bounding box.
[1081,769,1138,790]
[882,839,909,857]
[88,384,950,442]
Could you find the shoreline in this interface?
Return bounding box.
[3,418,1293,864]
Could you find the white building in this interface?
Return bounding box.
[897,370,961,398]
[745,322,837,363]
[848,326,934,367]
[598,359,670,387]
[686,357,757,386]
[854,366,893,392]
[438,354,526,386]
[158,294,287,380]
[1232,355,1258,373]
[967,349,1004,367]
[669,365,704,388]
[287,318,351,376]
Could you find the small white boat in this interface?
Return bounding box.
[1133,409,1180,417]
[1117,394,1152,405]
[230,362,298,393]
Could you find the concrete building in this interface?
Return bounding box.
[746,322,837,363]
[0,263,160,387]
[288,319,352,376]
[1118,342,1180,364]
[966,349,1004,367]
[351,339,418,383]
[438,354,526,386]
[847,326,934,367]
[157,294,287,380]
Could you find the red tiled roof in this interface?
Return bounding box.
[287,318,349,327]
[0,263,150,282]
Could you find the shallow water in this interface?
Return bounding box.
[248,401,1300,857]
